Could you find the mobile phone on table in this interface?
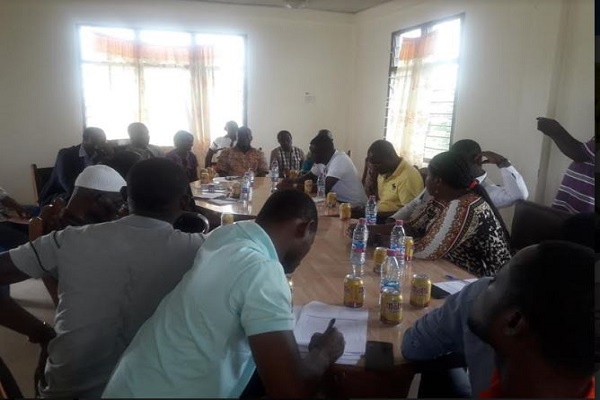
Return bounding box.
[365,341,393,371]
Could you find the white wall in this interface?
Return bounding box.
[541,0,595,205]
[351,0,594,224]
[1,0,593,208]
[0,0,355,202]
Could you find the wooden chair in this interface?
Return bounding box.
[510,199,571,251]
[31,164,54,205]
[173,212,210,234]
[28,199,65,307]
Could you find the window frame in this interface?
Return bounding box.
[383,13,465,164]
[76,23,248,142]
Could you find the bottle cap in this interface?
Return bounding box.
[358,218,367,224]
[395,220,404,225]
[386,248,397,256]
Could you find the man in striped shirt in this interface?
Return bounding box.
[270,130,305,175]
[537,117,595,213]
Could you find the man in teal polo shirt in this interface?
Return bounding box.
[103,190,345,398]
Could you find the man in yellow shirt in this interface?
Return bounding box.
[367,140,424,219]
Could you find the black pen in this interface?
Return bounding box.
[325,318,336,332]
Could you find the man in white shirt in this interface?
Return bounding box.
[390,139,528,222]
[0,158,205,398]
[205,120,238,167]
[294,132,367,205]
[451,139,528,208]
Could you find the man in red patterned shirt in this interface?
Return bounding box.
[216,127,269,177]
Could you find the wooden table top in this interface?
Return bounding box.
[292,216,475,365]
[193,177,475,365]
[191,177,339,218]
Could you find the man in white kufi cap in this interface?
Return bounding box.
[0,158,205,397]
[63,165,127,226]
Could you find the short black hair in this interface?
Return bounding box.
[310,132,334,150]
[367,139,397,158]
[127,158,189,213]
[508,241,594,377]
[450,139,481,163]
[237,126,252,138]
[127,122,148,137]
[82,127,105,140]
[225,121,238,130]
[316,129,333,140]
[256,190,318,232]
[277,130,292,141]
[173,130,194,145]
[428,151,473,190]
[103,150,142,179]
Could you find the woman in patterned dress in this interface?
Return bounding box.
[366,151,511,277]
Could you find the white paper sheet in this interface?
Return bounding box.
[293,301,368,365]
[194,193,227,199]
[432,278,478,296]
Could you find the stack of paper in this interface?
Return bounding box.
[293,301,368,365]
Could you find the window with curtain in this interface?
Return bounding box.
[384,15,463,167]
[79,26,245,156]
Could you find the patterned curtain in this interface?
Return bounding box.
[385,30,438,167]
[190,46,215,167]
[90,33,215,161]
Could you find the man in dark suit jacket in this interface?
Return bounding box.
[40,127,108,206]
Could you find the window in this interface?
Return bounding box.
[384,15,463,166]
[79,26,245,146]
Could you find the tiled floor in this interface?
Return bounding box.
[0,279,54,398]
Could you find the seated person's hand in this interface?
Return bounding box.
[308,328,345,364]
[1,196,31,219]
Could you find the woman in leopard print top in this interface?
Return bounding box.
[369,151,511,276]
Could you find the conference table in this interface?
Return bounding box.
[192,177,476,397]
[191,177,339,218]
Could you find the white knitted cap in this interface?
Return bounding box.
[74,165,126,193]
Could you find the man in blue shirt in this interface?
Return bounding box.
[402,278,495,396]
[103,190,345,398]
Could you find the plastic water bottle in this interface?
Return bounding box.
[365,195,378,225]
[270,161,279,192]
[270,161,279,182]
[390,220,406,260]
[316,173,326,198]
[240,173,251,203]
[350,218,369,276]
[247,168,255,188]
[380,249,401,293]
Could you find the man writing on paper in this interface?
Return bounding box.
[103,190,345,398]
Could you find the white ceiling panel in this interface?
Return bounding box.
[180,0,394,13]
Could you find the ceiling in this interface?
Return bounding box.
[182,0,395,14]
